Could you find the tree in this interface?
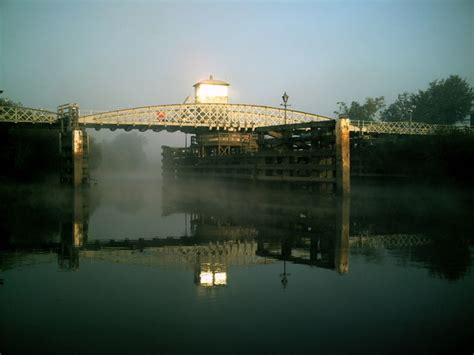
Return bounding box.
[381,92,416,122]
[334,97,385,121]
[412,75,473,124]
[0,97,60,181]
[0,97,22,107]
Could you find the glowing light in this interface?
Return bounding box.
[214,272,227,285]
[200,271,214,287]
[196,84,228,99]
[199,269,228,287]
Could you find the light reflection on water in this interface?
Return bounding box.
[0,179,473,354]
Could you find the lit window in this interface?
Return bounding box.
[200,272,214,287]
[196,84,228,99]
[214,272,227,285]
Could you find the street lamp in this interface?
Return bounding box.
[280,260,291,289]
[281,91,290,125]
[408,105,416,135]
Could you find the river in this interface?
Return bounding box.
[0,178,473,354]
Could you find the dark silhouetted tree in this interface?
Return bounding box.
[412,75,473,124]
[381,92,416,122]
[0,97,60,181]
[334,97,385,121]
[0,98,22,107]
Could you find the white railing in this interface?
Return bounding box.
[350,120,474,135]
[2,104,472,135]
[0,106,58,124]
[78,103,333,130]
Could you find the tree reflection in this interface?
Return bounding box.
[0,180,472,282]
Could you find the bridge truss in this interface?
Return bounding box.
[0,105,58,125]
[351,120,473,135]
[78,103,331,131]
[1,103,472,135]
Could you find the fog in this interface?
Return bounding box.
[89,130,186,179]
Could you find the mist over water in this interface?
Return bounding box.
[89,130,186,179]
[1,159,473,354]
[88,179,188,238]
[2,0,473,352]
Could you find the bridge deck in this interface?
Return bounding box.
[1,104,472,135]
[0,106,58,127]
[78,103,331,131]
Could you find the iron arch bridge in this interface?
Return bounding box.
[79,103,332,131]
[0,103,331,132]
[0,103,472,134]
[0,106,58,125]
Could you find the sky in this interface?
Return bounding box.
[1,0,473,152]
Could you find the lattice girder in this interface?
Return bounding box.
[350,120,473,135]
[1,104,472,135]
[78,103,332,130]
[0,106,58,125]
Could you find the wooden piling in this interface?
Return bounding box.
[73,129,84,187]
[162,120,347,194]
[335,196,350,274]
[59,104,89,186]
[336,117,350,195]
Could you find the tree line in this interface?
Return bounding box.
[0,97,151,181]
[334,75,473,124]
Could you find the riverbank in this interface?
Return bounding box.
[351,130,474,185]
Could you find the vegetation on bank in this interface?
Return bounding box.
[1,74,473,182]
[335,75,473,124]
[0,98,148,181]
[352,130,474,183]
[0,124,146,182]
[0,126,60,182]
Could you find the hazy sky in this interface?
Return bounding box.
[0,0,472,154]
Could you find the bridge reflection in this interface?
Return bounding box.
[162,181,351,286]
[0,180,472,282]
[0,182,351,288]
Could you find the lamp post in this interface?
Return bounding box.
[281,92,290,125]
[408,105,416,135]
[280,260,290,289]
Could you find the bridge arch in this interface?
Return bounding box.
[78,103,333,132]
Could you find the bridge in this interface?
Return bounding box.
[0,103,329,131]
[1,76,471,189]
[1,101,470,191]
[0,103,471,135]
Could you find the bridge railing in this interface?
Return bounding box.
[78,109,107,116]
[3,104,472,135]
[78,103,333,130]
[0,105,58,125]
[351,120,474,135]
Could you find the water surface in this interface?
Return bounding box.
[1,179,473,354]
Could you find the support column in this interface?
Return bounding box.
[335,196,350,274]
[73,129,85,186]
[59,187,89,270]
[336,117,350,195]
[73,187,86,247]
[58,104,89,186]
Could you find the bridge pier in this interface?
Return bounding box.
[58,104,89,186]
[335,196,350,274]
[59,186,89,270]
[162,120,350,194]
[336,117,350,196]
